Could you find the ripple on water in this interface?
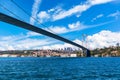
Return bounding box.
[0,57,120,80]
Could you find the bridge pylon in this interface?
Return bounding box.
[83,49,91,57]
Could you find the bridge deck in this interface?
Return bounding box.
[0,13,90,57]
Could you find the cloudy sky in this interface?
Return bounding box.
[0,0,120,50]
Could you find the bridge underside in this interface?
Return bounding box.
[0,13,91,57]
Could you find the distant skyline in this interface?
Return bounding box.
[0,0,120,50]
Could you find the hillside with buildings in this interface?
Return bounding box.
[0,48,78,57]
[91,46,120,57]
[0,45,120,57]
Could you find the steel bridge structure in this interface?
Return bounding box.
[0,13,91,57]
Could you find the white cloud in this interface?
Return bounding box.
[86,30,120,49]
[46,26,68,34]
[41,39,81,50]
[52,0,113,21]
[27,31,41,37]
[0,32,82,50]
[41,30,120,50]
[48,9,54,12]
[52,4,90,21]
[68,21,113,31]
[1,34,28,42]
[45,20,112,34]
[1,30,119,51]
[91,14,104,22]
[0,32,56,50]
[88,0,113,5]
[14,38,55,50]
[68,21,80,29]
[30,0,42,25]
[44,21,86,34]
[42,44,65,50]
[37,0,113,22]
[0,38,55,50]
[1,31,42,42]
[108,10,120,19]
[37,4,90,22]
[37,6,64,23]
[68,21,86,30]
[37,11,50,23]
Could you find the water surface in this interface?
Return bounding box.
[0,57,120,80]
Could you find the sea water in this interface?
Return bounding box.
[0,57,120,80]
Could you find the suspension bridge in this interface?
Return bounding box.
[0,12,91,57]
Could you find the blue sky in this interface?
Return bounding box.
[0,0,120,50]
